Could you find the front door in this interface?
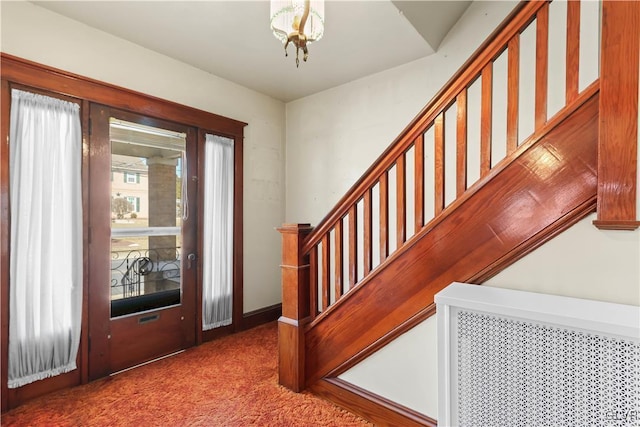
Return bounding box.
[88,105,197,378]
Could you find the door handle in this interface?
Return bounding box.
[187,253,197,269]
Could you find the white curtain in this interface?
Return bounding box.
[202,134,234,330]
[8,90,83,388]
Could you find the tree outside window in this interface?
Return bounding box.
[112,197,133,219]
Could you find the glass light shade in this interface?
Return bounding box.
[270,0,325,44]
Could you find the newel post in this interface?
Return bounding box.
[277,223,313,392]
[593,0,640,230]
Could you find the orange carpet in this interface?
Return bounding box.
[1,322,372,426]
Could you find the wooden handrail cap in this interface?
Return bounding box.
[277,223,313,233]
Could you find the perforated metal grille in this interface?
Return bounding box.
[457,310,640,427]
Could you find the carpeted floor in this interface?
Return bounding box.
[1,322,372,426]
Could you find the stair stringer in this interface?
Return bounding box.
[303,90,600,402]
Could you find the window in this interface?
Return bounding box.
[124,172,139,184]
[125,196,140,212]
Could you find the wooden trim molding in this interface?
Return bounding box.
[591,220,640,231]
[232,133,245,331]
[0,54,247,135]
[310,378,436,427]
[242,304,282,331]
[201,304,282,342]
[594,0,640,230]
[0,79,11,413]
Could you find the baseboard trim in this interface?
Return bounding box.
[310,377,436,427]
[242,303,282,330]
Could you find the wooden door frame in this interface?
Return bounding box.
[0,53,246,411]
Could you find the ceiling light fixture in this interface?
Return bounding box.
[270,0,325,67]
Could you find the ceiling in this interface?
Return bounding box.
[33,1,471,102]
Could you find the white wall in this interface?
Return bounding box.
[0,1,286,313]
[285,0,639,421]
[339,316,439,417]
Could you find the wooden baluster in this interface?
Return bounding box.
[321,233,330,310]
[566,0,580,104]
[277,223,313,392]
[363,188,373,275]
[507,34,520,154]
[396,154,406,247]
[379,173,389,263]
[456,89,468,197]
[480,63,493,178]
[414,136,425,233]
[594,0,640,230]
[348,205,358,288]
[334,219,343,300]
[434,113,445,215]
[309,245,318,318]
[535,3,549,130]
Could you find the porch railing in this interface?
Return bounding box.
[110,247,181,299]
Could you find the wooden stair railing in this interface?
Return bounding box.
[306,87,600,385]
[278,0,635,406]
[307,92,600,427]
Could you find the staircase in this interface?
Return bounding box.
[278,1,639,425]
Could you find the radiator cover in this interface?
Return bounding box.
[435,283,640,427]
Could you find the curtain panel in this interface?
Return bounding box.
[202,134,234,330]
[8,89,83,388]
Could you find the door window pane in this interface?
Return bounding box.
[110,118,186,317]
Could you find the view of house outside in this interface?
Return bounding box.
[109,123,185,303]
[110,154,183,253]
